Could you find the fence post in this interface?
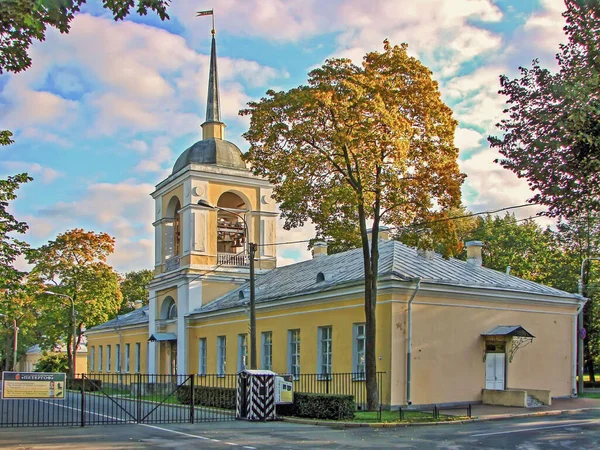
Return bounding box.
[190,374,195,424]
[81,375,86,427]
[137,372,142,423]
[468,404,472,418]
[326,374,330,394]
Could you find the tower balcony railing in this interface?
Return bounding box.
[218,252,249,267]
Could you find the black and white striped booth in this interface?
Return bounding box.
[236,370,277,421]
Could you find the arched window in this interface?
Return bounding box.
[165,196,182,259]
[216,192,247,255]
[161,297,177,320]
[316,272,325,283]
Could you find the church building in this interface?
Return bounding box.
[86,32,584,409]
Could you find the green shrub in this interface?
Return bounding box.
[34,352,69,373]
[66,378,101,391]
[278,392,355,420]
[177,385,236,410]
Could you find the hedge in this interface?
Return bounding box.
[176,385,236,410]
[277,392,355,420]
[66,378,102,392]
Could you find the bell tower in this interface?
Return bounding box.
[146,30,277,376]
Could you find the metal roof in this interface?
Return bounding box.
[148,333,177,342]
[194,240,579,315]
[482,326,535,338]
[86,305,149,332]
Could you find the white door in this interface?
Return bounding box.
[485,353,505,390]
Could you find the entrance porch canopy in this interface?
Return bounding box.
[148,333,177,342]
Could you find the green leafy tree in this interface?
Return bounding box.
[27,229,122,376]
[489,0,600,218]
[119,269,153,313]
[35,352,69,373]
[0,173,32,291]
[242,41,464,407]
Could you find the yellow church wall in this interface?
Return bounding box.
[389,293,576,406]
[86,325,149,375]
[202,280,243,304]
[161,185,184,218]
[187,295,393,404]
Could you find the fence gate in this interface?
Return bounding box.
[0,373,236,427]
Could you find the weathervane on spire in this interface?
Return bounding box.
[196,9,215,34]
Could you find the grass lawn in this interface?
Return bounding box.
[579,392,600,399]
[353,410,467,423]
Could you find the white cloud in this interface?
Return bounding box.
[455,128,484,151]
[1,161,63,184]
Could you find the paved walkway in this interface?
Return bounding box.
[451,396,600,420]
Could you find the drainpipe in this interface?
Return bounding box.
[572,296,588,396]
[406,278,421,405]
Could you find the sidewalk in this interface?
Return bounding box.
[448,396,600,420]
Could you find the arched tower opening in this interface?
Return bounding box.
[165,196,182,259]
[216,192,247,259]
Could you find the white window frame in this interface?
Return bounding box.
[115,344,121,373]
[198,338,207,375]
[135,343,141,373]
[125,343,130,373]
[353,323,366,380]
[318,326,332,379]
[90,346,95,372]
[98,346,103,373]
[288,329,300,379]
[238,334,248,372]
[106,345,112,373]
[261,331,272,370]
[217,336,226,376]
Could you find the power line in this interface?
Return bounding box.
[258,203,542,247]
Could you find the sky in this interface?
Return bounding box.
[0,0,570,273]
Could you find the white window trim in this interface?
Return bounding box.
[317,326,332,380]
[106,345,111,373]
[217,336,226,376]
[352,323,366,380]
[287,330,300,380]
[125,343,130,373]
[198,338,207,375]
[261,331,272,371]
[238,334,248,372]
[135,343,141,373]
[115,344,121,373]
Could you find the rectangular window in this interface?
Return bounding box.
[288,330,300,379]
[318,326,332,378]
[217,336,226,375]
[261,331,272,370]
[125,343,130,373]
[106,345,112,372]
[198,338,207,375]
[238,334,248,372]
[115,344,121,372]
[98,346,103,372]
[135,343,141,373]
[353,323,366,379]
[90,346,95,372]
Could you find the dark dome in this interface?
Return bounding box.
[172,138,247,173]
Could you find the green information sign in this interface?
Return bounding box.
[1,372,66,400]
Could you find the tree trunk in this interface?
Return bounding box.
[358,204,380,410]
[584,335,596,383]
[66,334,73,378]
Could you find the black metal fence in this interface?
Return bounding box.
[0,371,384,427]
[0,373,236,427]
[284,372,385,410]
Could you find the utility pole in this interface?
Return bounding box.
[249,242,257,369]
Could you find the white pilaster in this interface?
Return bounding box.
[148,288,157,374]
[177,282,189,376]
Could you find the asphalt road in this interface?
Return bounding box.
[0,409,598,449]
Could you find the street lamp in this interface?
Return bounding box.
[577,257,600,393]
[0,313,18,371]
[198,199,257,369]
[44,291,78,377]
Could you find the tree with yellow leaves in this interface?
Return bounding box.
[242,41,464,408]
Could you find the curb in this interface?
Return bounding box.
[281,407,600,429]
